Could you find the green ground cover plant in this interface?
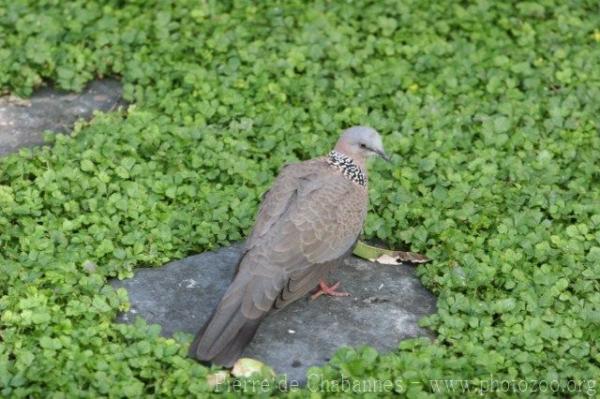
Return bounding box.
[1,0,599,397]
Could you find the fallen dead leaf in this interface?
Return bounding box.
[231,358,275,379]
[353,240,430,265]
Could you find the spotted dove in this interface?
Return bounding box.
[189,126,389,367]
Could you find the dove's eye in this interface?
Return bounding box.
[359,143,367,149]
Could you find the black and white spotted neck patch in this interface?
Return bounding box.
[327,150,366,186]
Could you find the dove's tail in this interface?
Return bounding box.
[188,280,265,367]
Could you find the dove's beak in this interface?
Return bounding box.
[377,150,391,162]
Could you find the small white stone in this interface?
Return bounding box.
[179,278,198,288]
[288,329,296,334]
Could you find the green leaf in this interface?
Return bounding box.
[493,116,511,133]
[80,159,94,172]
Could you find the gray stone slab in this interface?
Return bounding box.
[111,245,437,383]
[0,79,124,156]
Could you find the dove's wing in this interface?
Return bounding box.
[190,158,368,366]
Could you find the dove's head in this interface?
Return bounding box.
[334,126,389,166]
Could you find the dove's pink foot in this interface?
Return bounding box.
[310,279,350,300]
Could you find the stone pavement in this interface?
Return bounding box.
[111,245,436,383]
[0,79,123,156]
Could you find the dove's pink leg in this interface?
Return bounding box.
[310,279,350,300]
